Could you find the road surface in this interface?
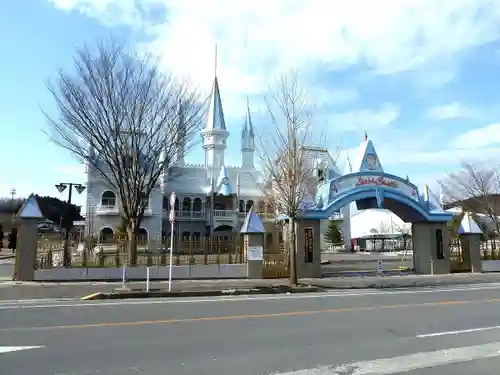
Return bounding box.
[2,283,500,374]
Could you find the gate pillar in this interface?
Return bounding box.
[457,212,484,273]
[412,222,451,274]
[14,194,44,281]
[460,234,482,272]
[296,219,322,278]
[240,210,265,279]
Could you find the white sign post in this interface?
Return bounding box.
[168,192,176,292]
[377,259,383,276]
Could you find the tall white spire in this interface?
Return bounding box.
[201,44,229,168]
[175,100,186,166]
[241,97,255,168]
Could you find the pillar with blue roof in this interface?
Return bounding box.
[457,212,483,273]
[240,208,265,278]
[14,194,44,281]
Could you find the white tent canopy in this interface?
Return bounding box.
[350,209,411,238]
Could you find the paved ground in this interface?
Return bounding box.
[2,283,500,374]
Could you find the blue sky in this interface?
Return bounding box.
[3,0,500,212]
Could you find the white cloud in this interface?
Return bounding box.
[49,0,500,94]
[451,123,500,148]
[428,102,479,120]
[327,103,401,132]
[48,0,500,173]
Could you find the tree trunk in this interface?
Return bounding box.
[289,218,298,285]
[127,220,138,266]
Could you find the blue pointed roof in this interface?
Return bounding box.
[204,76,226,131]
[354,134,384,173]
[240,209,265,233]
[17,194,43,219]
[458,212,483,234]
[216,166,232,196]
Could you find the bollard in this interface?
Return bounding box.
[121,263,127,289]
[146,266,150,292]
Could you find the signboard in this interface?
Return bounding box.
[330,174,418,202]
[304,227,314,263]
[377,260,383,276]
[247,246,263,261]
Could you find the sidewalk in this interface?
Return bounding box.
[2,273,500,300]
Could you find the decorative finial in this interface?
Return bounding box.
[364,131,368,141]
[214,43,218,77]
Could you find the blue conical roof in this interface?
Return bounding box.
[240,209,265,233]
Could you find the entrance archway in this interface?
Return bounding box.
[304,170,453,275]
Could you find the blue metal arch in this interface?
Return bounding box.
[305,186,453,223]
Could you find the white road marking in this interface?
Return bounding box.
[271,342,500,374]
[0,346,43,354]
[0,282,499,310]
[417,325,500,338]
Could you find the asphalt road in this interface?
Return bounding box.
[2,284,500,374]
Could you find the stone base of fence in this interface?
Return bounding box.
[34,264,247,281]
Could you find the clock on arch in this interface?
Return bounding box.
[365,153,378,170]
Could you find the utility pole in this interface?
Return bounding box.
[55,183,86,267]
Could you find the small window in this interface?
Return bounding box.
[436,229,444,259]
[317,169,324,182]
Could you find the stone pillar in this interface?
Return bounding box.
[240,209,265,279]
[295,219,322,278]
[14,218,38,281]
[412,222,451,274]
[13,194,44,281]
[460,233,482,273]
[243,233,264,278]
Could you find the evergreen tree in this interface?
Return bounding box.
[324,220,343,244]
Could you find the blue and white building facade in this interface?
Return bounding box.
[84,72,354,244]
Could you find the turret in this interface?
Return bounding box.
[241,98,255,168]
[175,101,186,167]
[201,75,229,168]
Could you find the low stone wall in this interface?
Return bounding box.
[481,260,500,272]
[34,264,247,281]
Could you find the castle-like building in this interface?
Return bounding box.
[84,72,352,248]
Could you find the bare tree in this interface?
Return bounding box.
[258,73,331,285]
[439,161,500,236]
[44,39,204,264]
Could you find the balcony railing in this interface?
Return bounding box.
[161,209,276,222]
[96,205,120,215]
[96,205,153,215]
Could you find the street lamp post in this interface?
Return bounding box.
[55,183,86,267]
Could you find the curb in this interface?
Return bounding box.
[81,285,324,300]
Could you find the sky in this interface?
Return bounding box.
[3,0,500,213]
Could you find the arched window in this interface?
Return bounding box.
[193,198,202,212]
[101,191,116,207]
[137,228,148,245]
[99,227,114,243]
[183,197,191,212]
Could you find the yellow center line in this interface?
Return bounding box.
[4,298,500,331]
